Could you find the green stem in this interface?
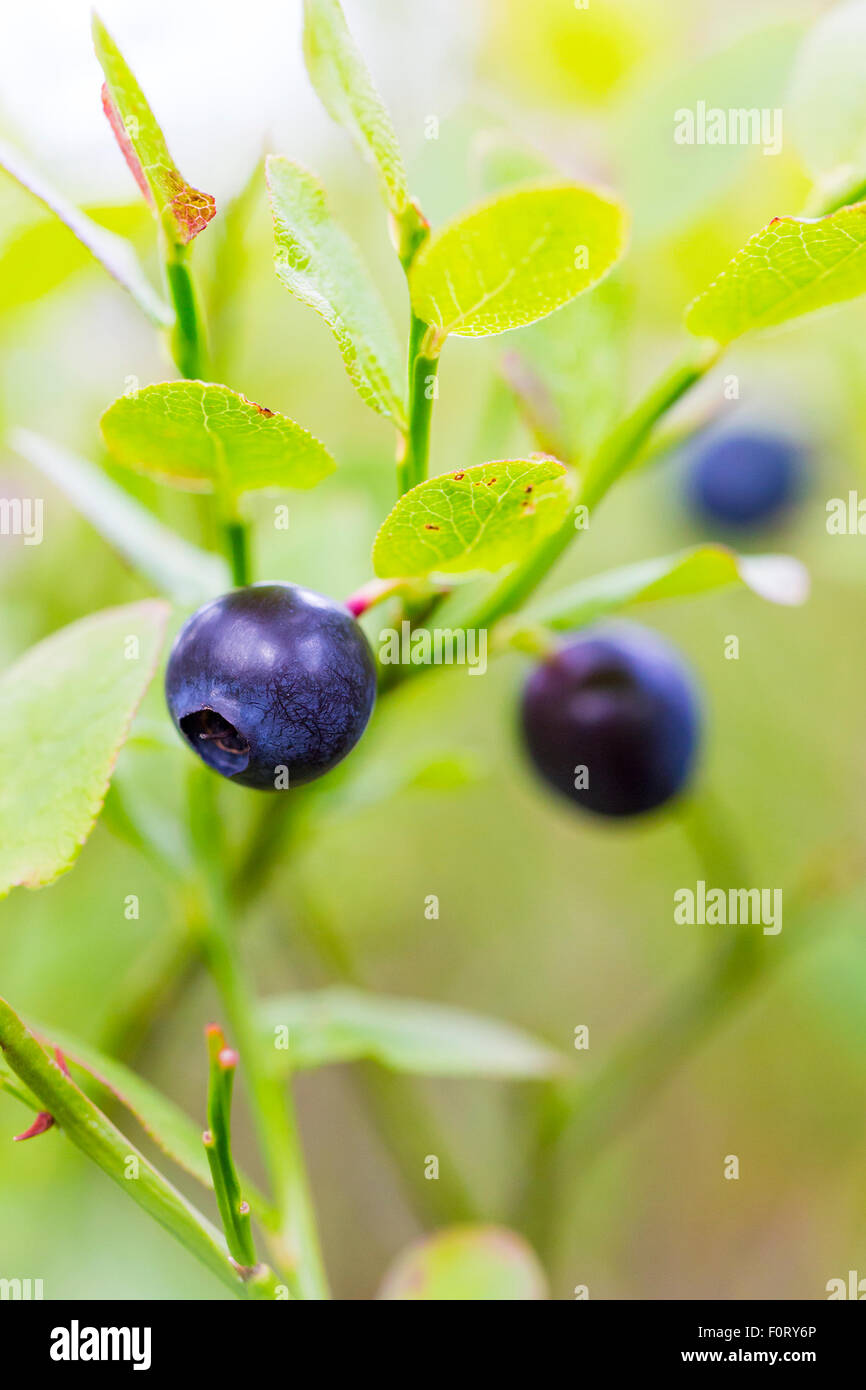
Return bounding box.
[224,518,251,587]
[578,344,722,511]
[188,767,329,1299]
[397,314,438,494]
[204,1026,258,1269]
[164,238,208,381]
[0,996,281,1299]
[455,344,721,636]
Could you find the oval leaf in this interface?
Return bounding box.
[788,1,866,184]
[379,1226,548,1301]
[522,545,810,630]
[11,428,228,604]
[92,14,215,245]
[373,459,573,579]
[100,380,335,496]
[302,0,409,217]
[260,987,566,1079]
[685,203,866,343]
[409,182,627,343]
[0,601,169,897]
[267,156,406,426]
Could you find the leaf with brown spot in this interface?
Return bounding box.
[93,14,215,246]
[100,380,335,500]
[373,458,573,579]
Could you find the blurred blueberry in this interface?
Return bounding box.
[685,430,804,530]
[520,624,701,818]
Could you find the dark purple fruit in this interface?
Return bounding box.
[520,624,700,818]
[165,582,376,791]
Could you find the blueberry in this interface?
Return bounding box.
[685,429,803,530]
[520,624,700,818]
[165,582,377,790]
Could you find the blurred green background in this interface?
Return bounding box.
[2,0,865,1299]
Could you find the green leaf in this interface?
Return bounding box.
[30,1021,272,1224]
[0,139,170,325]
[100,380,335,497]
[788,1,866,185]
[522,545,810,630]
[267,156,406,426]
[372,458,573,579]
[685,203,866,343]
[378,1226,548,1300]
[0,601,169,897]
[408,182,627,344]
[0,997,278,1299]
[261,987,566,1079]
[92,13,216,246]
[302,0,409,217]
[10,428,228,604]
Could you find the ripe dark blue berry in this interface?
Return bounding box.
[165,582,376,791]
[685,429,803,530]
[520,624,700,818]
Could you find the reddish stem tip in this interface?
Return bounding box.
[14,1111,55,1141]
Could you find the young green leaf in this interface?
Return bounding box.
[302,0,409,217]
[520,545,810,631]
[409,182,627,346]
[267,156,406,426]
[379,1226,548,1300]
[685,203,866,343]
[100,380,335,497]
[0,140,170,325]
[260,987,566,1078]
[0,601,169,898]
[788,1,866,186]
[0,997,280,1299]
[372,459,573,579]
[92,13,216,246]
[10,428,228,604]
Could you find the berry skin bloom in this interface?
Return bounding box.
[520,624,701,818]
[165,582,377,791]
[685,429,804,530]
